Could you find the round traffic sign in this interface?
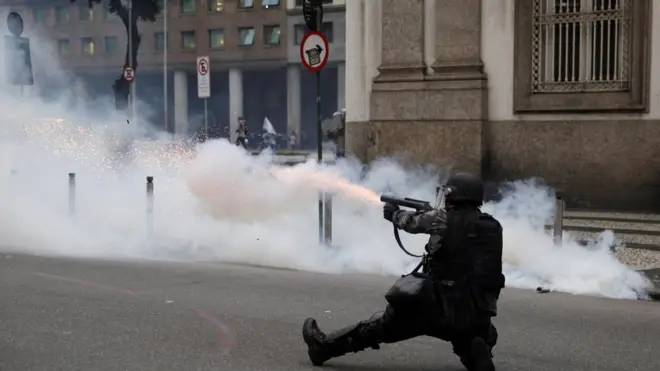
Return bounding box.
[198,58,209,75]
[7,12,24,37]
[123,67,134,82]
[299,31,329,73]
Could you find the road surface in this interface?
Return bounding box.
[0,253,658,371]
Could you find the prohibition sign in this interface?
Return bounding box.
[198,58,209,75]
[300,31,329,73]
[123,67,134,82]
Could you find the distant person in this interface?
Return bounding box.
[323,109,346,158]
[236,116,248,149]
[289,130,298,150]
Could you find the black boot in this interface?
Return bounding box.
[302,317,381,366]
[468,337,495,371]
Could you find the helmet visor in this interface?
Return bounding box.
[434,185,453,209]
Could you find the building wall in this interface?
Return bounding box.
[480,0,660,210]
[3,0,290,73]
[345,0,660,211]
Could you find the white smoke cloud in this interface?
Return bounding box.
[0,29,651,301]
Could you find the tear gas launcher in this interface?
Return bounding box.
[379,195,434,212]
[379,194,435,267]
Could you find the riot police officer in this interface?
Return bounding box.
[302,172,504,371]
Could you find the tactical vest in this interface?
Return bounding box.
[427,210,505,291]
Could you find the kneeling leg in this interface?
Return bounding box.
[302,305,425,366]
[451,322,498,371]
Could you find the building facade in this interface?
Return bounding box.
[346,0,659,211]
[0,0,345,147]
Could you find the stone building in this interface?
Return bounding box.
[346,0,658,210]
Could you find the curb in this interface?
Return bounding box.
[636,270,660,301]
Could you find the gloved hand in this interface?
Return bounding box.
[383,203,400,222]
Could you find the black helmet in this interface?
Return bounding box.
[444,172,484,206]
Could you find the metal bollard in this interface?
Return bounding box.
[68,173,76,217]
[323,193,333,245]
[146,176,154,238]
[553,191,565,247]
[318,191,324,244]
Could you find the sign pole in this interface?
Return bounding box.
[204,98,208,138]
[196,56,211,140]
[300,3,329,245]
[127,0,134,121]
[316,5,325,245]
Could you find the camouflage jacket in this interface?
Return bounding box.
[391,208,448,236]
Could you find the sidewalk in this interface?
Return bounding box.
[640,268,660,300]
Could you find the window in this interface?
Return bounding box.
[155,32,167,51]
[33,8,48,25]
[208,0,224,11]
[181,31,196,50]
[79,6,93,21]
[57,39,70,55]
[104,36,117,54]
[103,6,112,19]
[263,25,280,45]
[55,6,69,23]
[294,24,306,45]
[262,0,280,7]
[533,0,626,93]
[238,27,255,46]
[238,0,254,9]
[156,0,164,14]
[294,22,332,44]
[181,0,196,13]
[514,0,651,112]
[81,37,95,56]
[209,29,225,49]
[321,22,333,42]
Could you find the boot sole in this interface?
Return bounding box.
[302,318,317,348]
[470,338,495,371]
[302,318,326,366]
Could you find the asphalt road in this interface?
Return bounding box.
[0,254,659,371]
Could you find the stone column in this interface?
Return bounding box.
[429,0,487,175]
[228,68,243,143]
[336,62,345,110]
[365,0,486,175]
[344,0,369,160]
[364,0,382,103]
[173,70,188,137]
[375,0,425,81]
[345,0,366,122]
[286,64,301,140]
[432,0,484,77]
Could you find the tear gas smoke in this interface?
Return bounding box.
[0,33,650,301]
